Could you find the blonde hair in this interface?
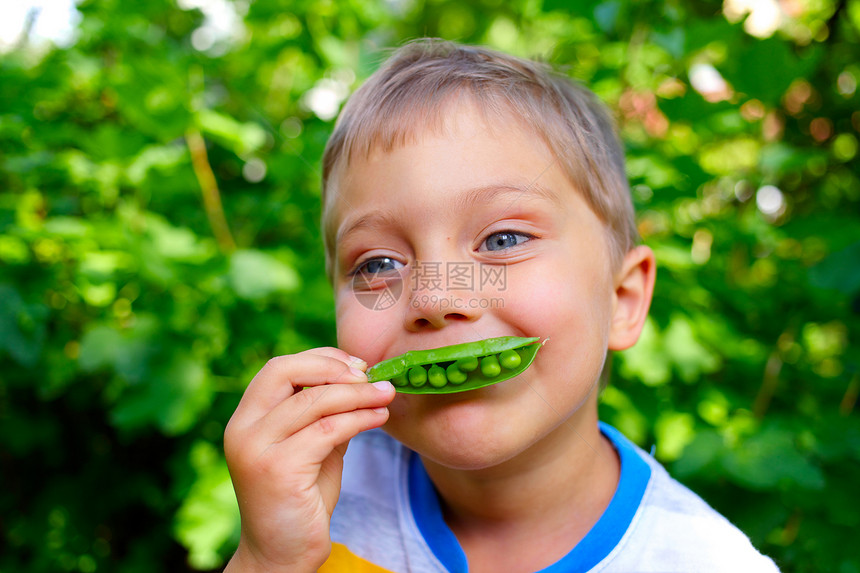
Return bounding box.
[321,39,637,277]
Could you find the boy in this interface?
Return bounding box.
[223,40,779,572]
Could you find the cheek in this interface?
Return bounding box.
[500,265,585,334]
[508,253,613,333]
[335,291,399,364]
[504,264,613,379]
[335,292,369,357]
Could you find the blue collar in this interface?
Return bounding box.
[407,422,651,573]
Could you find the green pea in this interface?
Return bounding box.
[455,356,479,372]
[480,355,501,378]
[499,349,521,369]
[365,336,543,395]
[408,366,427,387]
[445,363,468,384]
[456,356,478,372]
[428,365,447,388]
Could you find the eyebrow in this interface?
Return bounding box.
[336,210,401,245]
[454,182,563,213]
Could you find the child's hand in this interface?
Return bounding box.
[222,347,395,573]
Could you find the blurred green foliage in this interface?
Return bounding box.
[1,0,858,571]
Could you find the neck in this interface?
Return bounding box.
[420,409,620,570]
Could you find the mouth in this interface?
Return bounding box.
[366,336,544,394]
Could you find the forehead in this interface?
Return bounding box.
[323,99,557,226]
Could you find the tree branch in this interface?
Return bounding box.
[185,128,236,254]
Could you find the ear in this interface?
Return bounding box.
[608,245,656,351]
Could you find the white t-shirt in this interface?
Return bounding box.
[320,423,780,572]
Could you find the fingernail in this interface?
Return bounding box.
[372,380,393,392]
[348,356,368,370]
[372,406,388,414]
[349,366,367,378]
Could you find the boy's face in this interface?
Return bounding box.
[328,101,633,470]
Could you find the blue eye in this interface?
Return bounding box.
[355,256,403,276]
[482,232,532,252]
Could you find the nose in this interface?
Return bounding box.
[404,261,481,331]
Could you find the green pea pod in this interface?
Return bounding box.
[366,336,542,394]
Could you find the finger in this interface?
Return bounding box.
[235,353,369,421]
[300,346,368,372]
[280,406,391,467]
[256,380,395,443]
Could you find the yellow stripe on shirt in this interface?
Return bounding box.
[318,542,396,573]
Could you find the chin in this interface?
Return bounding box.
[385,389,539,470]
[402,429,525,471]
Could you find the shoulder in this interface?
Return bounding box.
[600,430,780,572]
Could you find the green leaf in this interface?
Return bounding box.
[174,441,240,570]
[719,37,819,105]
[759,143,813,176]
[78,325,121,372]
[698,137,760,176]
[0,284,47,367]
[663,314,721,383]
[145,214,214,262]
[651,27,685,60]
[229,249,300,300]
[654,411,695,461]
[43,216,94,238]
[110,353,212,435]
[196,110,267,156]
[626,154,684,190]
[618,317,671,386]
[542,0,601,18]
[809,241,860,295]
[722,427,825,490]
[673,430,724,478]
[78,317,161,383]
[126,143,188,185]
[593,1,622,33]
[599,385,649,445]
